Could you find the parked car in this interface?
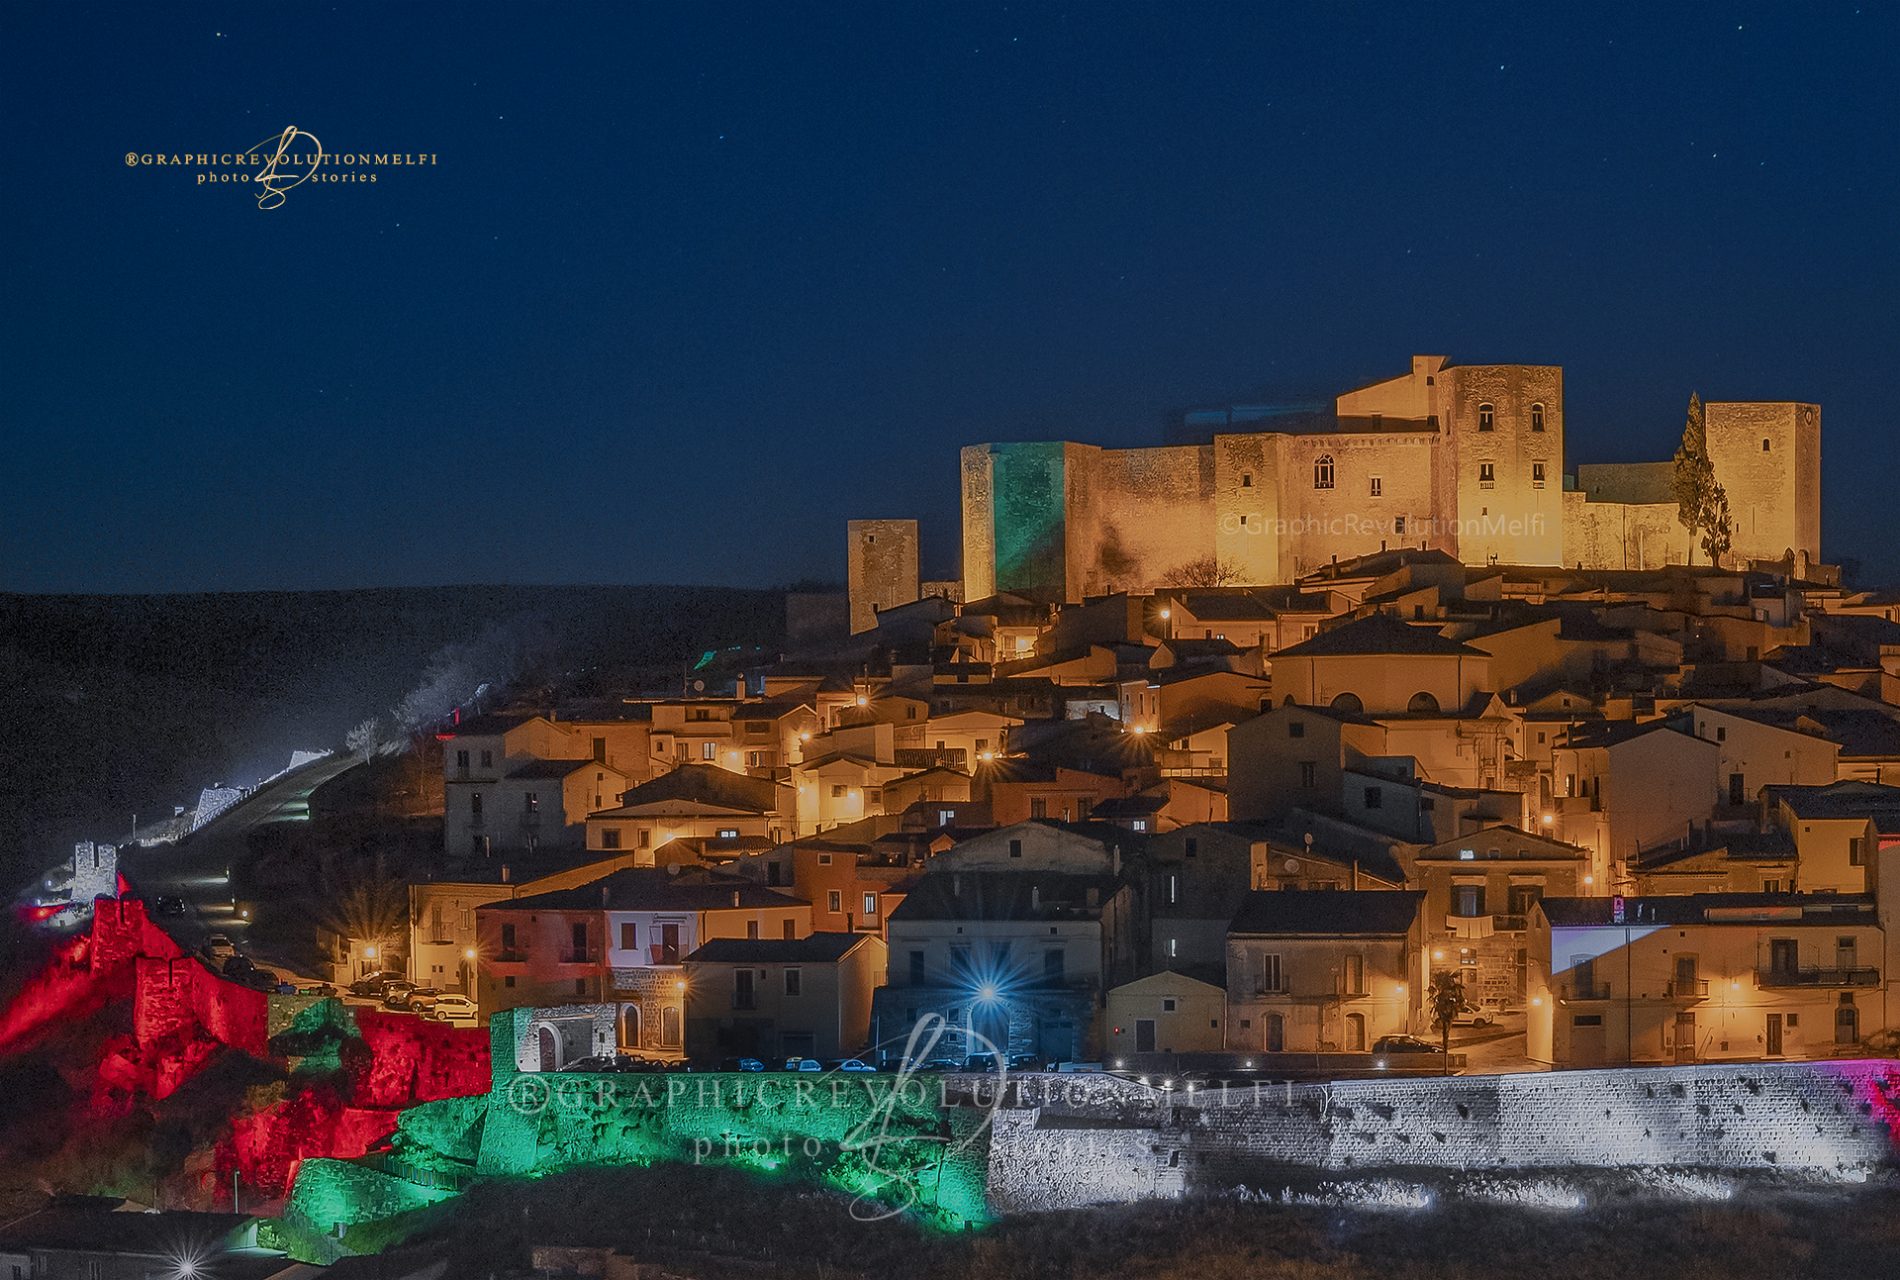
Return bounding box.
[717,1057,766,1072]
[347,973,402,999]
[382,983,437,1010]
[152,896,187,918]
[559,1054,666,1074]
[424,994,477,1022]
[827,1058,876,1073]
[1371,1034,1444,1068]
[293,981,337,998]
[903,1057,966,1073]
[220,954,256,977]
[962,1053,1044,1073]
[203,934,236,961]
[1454,998,1522,1028]
[781,1057,823,1073]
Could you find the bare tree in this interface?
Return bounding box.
[1161,556,1247,588]
[345,717,381,763]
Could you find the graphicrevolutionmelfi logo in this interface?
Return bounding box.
[124,126,438,210]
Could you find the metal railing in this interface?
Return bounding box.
[1756,965,1879,989]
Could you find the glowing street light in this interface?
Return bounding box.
[975,982,1001,1003]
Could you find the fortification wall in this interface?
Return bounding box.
[1562,492,1693,570]
[1068,443,1215,599]
[985,1059,1900,1210]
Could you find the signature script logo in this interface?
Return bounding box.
[246,126,323,210]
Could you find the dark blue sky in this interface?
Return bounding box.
[4,3,1896,592]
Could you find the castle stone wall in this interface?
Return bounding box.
[846,519,919,634]
[985,1059,1900,1210]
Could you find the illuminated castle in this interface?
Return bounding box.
[957,355,1821,601]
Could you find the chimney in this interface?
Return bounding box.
[732,890,742,907]
[500,864,511,884]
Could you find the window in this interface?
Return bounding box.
[1288,720,1305,738]
[827,890,843,913]
[1029,798,1047,819]
[717,827,739,839]
[1299,761,1317,789]
[1258,953,1285,993]
[1532,461,1546,488]
[619,922,637,951]
[1453,883,1484,917]
[1407,691,1441,715]
[702,741,718,761]
[592,736,607,763]
[455,749,469,770]
[831,785,847,798]
[1478,403,1495,431]
[1573,1014,1603,1027]
[1363,786,1383,810]
[500,923,517,951]
[481,749,493,768]
[1009,838,1024,858]
[1185,837,1198,858]
[909,950,925,984]
[862,892,878,917]
[1369,476,1382,498]
[1163,998,1177,1012]
[575,978,587,995]
[1478,462,1496,487]
[1530,403,1545,432]
[733,972,756,1010]
[785,968,802,996]
[1394,515,1406,535]
[470,792,483,818]
[1850,838,1868,866]
[1313,454,1335,490]
[504,975,516,988]
[1763,437,1772,452]
[525,792,539,814]
[1044,948,1065,983]
[1343,953,1365,996]
[598,828,619,851]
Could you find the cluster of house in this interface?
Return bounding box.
[391,549,1900,1071]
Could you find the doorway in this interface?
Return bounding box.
[1265,1012,1285,1053]
[536,1026,559,1072]
[619,1004,642,1052]
[1135,1019,1156,1052]
[1765,1012,1783,1057]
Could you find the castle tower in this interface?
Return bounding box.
[1437,361,1566,567]
[1705,402,1821,569]
[847,519,920,634]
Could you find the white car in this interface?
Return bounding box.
[425,994,478,1023]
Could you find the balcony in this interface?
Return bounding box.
[1664,978,1709,999]
[1755,966,1880,989]
[648,944,682,966]
[557,947,600,965]
[1561,980,1611,1001]
[493,949,528,964]
[1491,913,1528,932]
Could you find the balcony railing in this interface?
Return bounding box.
[557,947,599,965]
[1562,980,1611,1001]
[1491,913,1528,932]
[494,949,528,964]
[1756,966,1880,989]
[648,944,682,966]
[1664,978,1709,998]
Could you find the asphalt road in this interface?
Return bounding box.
[118,752,360,977]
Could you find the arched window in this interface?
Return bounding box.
[1313,454,1335,490]
[1408,691,1441,715]
[1330,691,1364,716]
[1530,403,1545,432]
[1478,403,1495,432]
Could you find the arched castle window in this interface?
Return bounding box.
[1329,692,1363,715]
[1313,455,1335,490]
[1478,403,1495,432]
[1530,403,1545,432]
[1762,438,1772,452]
[1407,691,1441,715]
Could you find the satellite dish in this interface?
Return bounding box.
[1284,858,1302,874]
[691,679,706,692]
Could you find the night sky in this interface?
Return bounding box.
[4,3,1896,594]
